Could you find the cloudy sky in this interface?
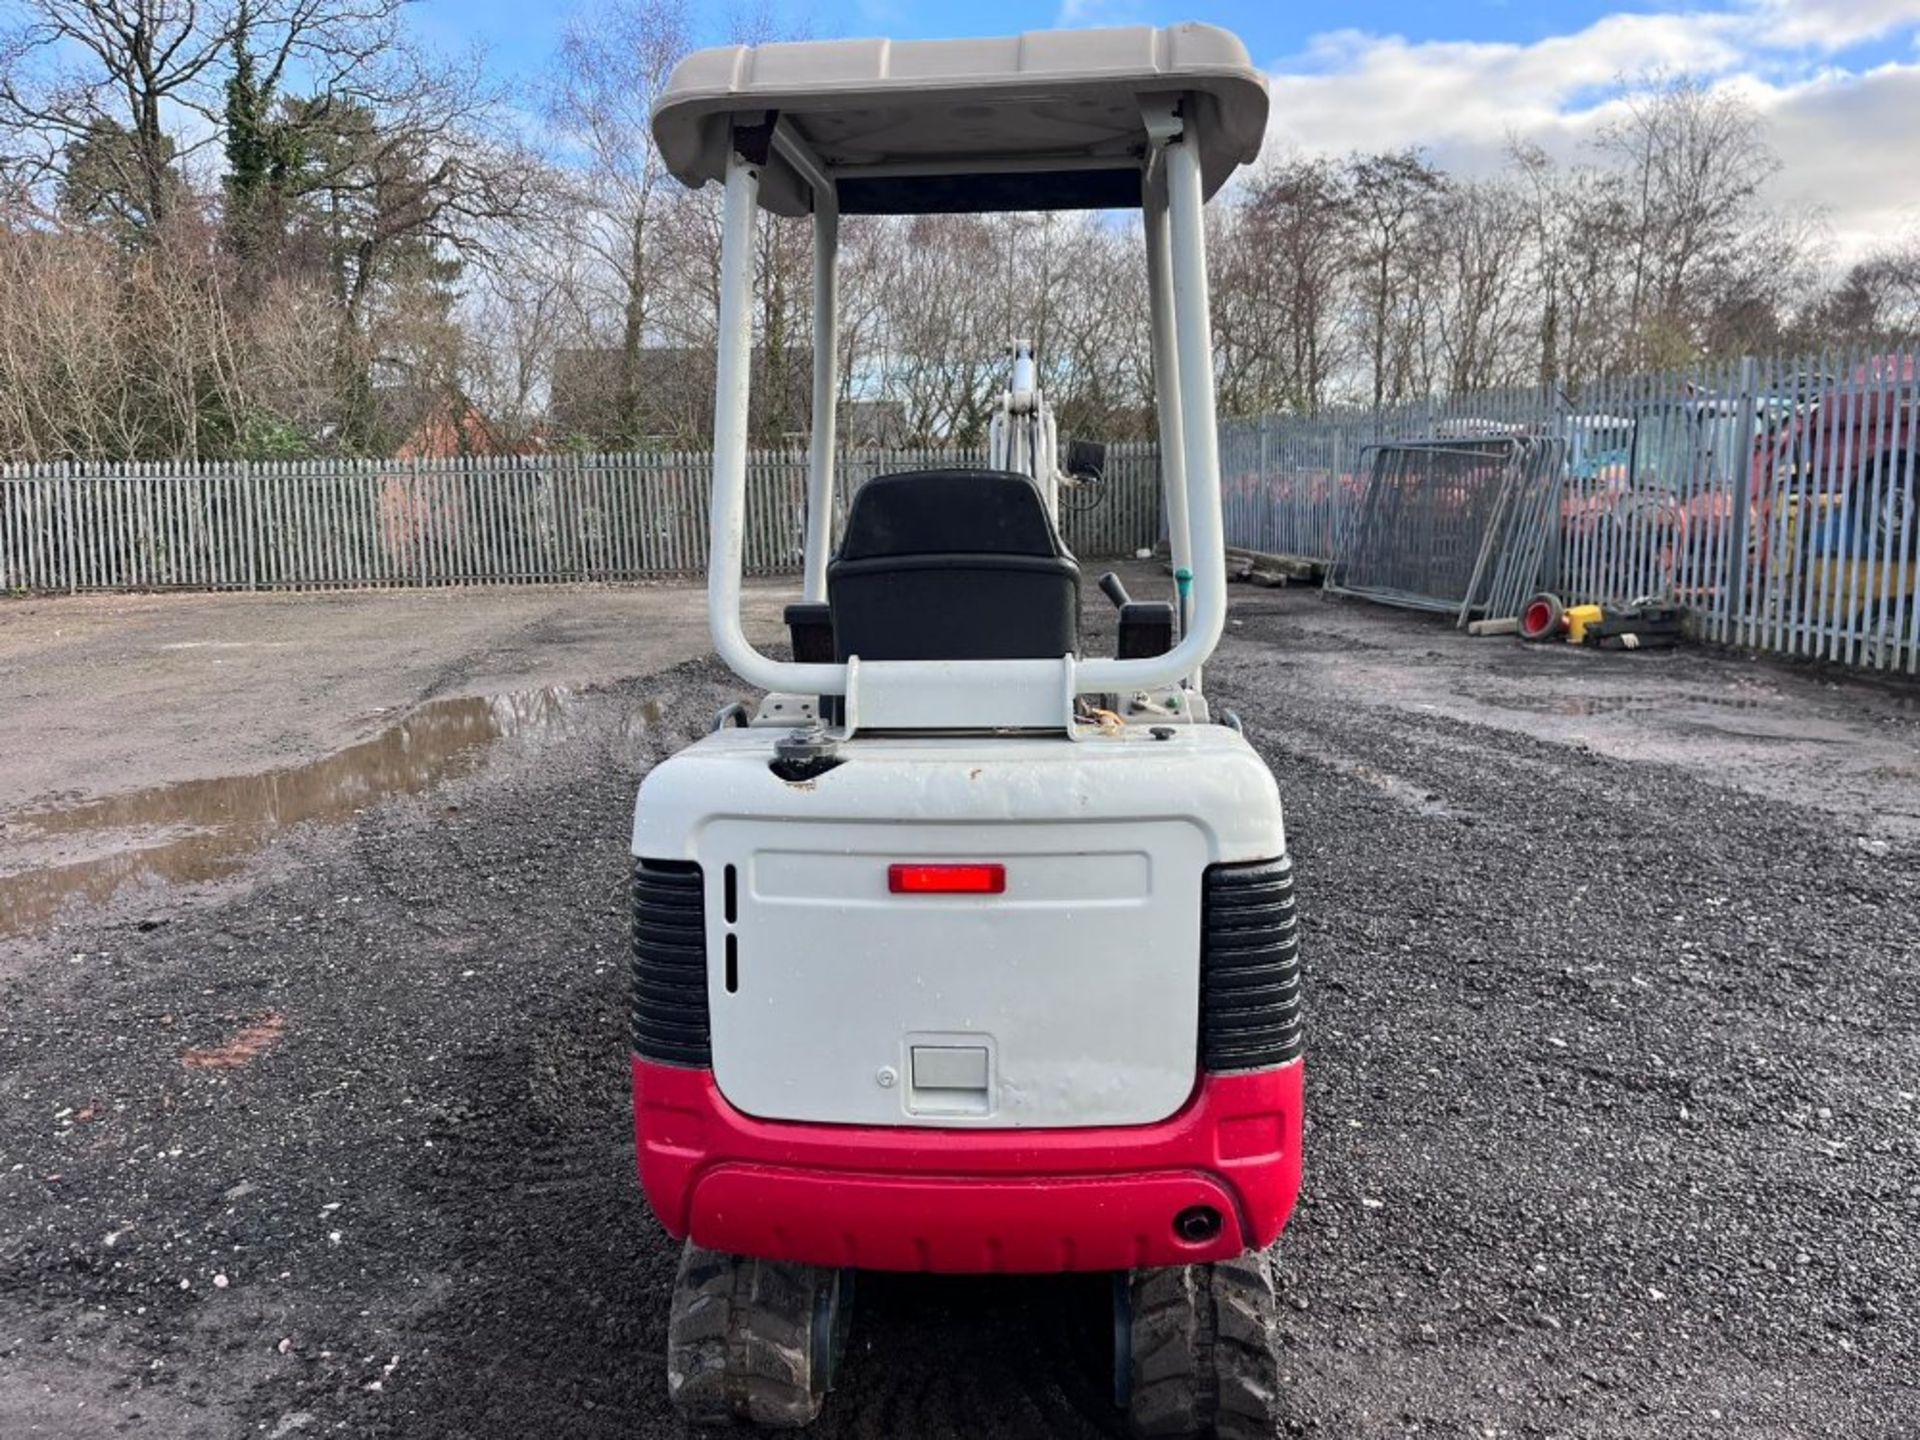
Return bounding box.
[423,0,1920,263]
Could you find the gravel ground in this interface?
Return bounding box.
[2,579,1917,1438]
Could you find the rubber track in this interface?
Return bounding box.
[667,1242,829,1428]
[1127,1254,1281,1439]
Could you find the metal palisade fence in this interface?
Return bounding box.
[1219,345,1920,674]
[0,443,1164,593]
[6,350,1918,677]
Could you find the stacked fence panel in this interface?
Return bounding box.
[1322,435,1567,623]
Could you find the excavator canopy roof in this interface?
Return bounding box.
[650,23,1269,216]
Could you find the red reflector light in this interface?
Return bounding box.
[888,863,1006,895]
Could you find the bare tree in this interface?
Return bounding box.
[457,230,594,447]
[1593,75,1783,367]
[0,200,261,459]
[0,0,240,232]
[858,213,1009,443]
[1806,239,1920,348]
[1424,176,1537,393]
[543,0,689,443]
[1347,149,1445,406]
[1036,213,1152,440]
[1216,155,1353,414]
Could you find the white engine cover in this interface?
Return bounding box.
[631,725,1285,1129]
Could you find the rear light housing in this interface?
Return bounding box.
[888,863,1007,895]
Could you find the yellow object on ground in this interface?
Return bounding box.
[1565,604,1605,645]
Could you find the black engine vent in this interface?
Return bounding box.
[631,859,711,1067]
[1201,855,1303,1072]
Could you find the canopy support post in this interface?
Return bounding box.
[707,143,843,695]
[803,197,839,602]
[1160,120,1227,694]
[1072,109,1229,698]
[1143,178,1191,635]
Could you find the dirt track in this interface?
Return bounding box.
[0,580,794,812]
[2,576,1918,1438]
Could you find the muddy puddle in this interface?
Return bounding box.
[1470,682,1887,745]
[1489,689,1773,718]
[0,687,634,938]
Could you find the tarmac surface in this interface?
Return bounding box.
[2,570,1917,1438]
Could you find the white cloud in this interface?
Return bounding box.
[1753,0,1920,51]
[1268,16,1743,157]
[1261,2,1920,263]
[1739,63,1920,256]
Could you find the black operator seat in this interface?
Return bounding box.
[824,469,1081,662]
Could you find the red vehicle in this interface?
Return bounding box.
[1555,357,1918,638]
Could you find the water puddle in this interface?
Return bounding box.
[0,688,585,938]
[1490,689,1774,718]
[1470,684,1879,745]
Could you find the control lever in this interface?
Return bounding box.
[1098,571,1132,611]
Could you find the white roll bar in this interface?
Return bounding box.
[1073,129,1227,692]
[801,199,838,603]
[1143,181,1191,595]
[776,118,840,605]
[707,154,846,695]
[703,108,1230,709]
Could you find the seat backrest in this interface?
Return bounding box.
[837,469,1068,559]
[828,469,1080,663]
